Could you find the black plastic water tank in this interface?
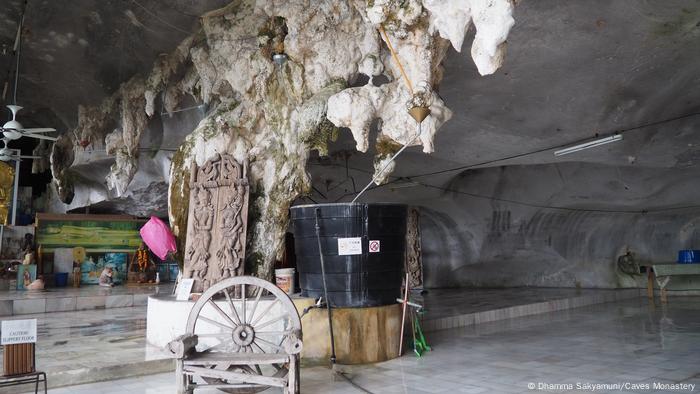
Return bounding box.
[290,203,407,307]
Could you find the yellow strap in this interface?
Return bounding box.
[378,25,414,95]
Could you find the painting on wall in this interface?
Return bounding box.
[80,252,128,284]
[36,214,144,252]
[16,264,36,290]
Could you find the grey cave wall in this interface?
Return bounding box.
[418,163,700,289]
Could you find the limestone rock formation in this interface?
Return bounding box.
[49,0,516,279]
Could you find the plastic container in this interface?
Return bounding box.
[290,203,407,307]
[275,268,296,294]
[55,272,69,287]
[678,250,700,264]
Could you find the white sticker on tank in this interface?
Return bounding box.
[369,240,380,253]
[338,237,362,255]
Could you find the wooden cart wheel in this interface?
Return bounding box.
[186,276,301,394]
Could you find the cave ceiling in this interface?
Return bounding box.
[0,0,699,214]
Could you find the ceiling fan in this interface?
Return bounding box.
[0,138,41,162]
[1,105,57,141]
[1,1,58,143]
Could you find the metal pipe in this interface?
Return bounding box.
[314,208,336,365]
[352,121,422,203]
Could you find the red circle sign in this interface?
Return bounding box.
[369,240,380,253]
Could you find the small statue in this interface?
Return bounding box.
[26,275,45,290]
[21,233,35,265]
[72,246,87,288]
[99,267,115,287]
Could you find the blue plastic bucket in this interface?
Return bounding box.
[677,250,700,264]
[55,272,69,287]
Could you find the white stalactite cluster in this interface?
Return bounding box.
[49,0,516,279]
[327,0,515,183]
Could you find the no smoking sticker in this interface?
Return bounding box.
[369,240,380,253]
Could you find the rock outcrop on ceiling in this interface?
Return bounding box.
[0,0,698,285]
[3,0,517,279]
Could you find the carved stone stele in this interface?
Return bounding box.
[183,154,249,293]
[405,207,423,289]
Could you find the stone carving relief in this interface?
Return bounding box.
[405,207,423,288]
[184,154,249,292]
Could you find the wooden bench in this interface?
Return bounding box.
[645,263,700,303]
[168,276,302,394]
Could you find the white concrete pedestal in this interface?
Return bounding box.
[146,295,402,365]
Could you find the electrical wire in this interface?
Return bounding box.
[407,180,700,214]
[351,122,423,203]
[128,0,194,35]
[407,110,700,179]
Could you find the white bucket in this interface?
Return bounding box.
[275,268,295,294]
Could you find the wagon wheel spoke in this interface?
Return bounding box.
[254,313,288,331]
[241,283,247,325]
[251,341,267,354]
[255,330,294,336]
[207,299,239,329]
[197,333,233,339]
[255,337,285,352]
[201,338,235,353]
[250,299,279,326]
[247,286,264,324]
[223,288,242,325]
[198,315,234,332]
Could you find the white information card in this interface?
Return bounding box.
[338,237,362,255]
[176,278,195,301]
[1,319,37,345]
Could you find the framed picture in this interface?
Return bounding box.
[80,253,128,285]
[36,213,144,253]
[16,264,36,290]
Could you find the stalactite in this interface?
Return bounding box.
[49,0,516,279]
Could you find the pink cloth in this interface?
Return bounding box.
[140,216,177,260]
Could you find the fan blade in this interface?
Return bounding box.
[23,133,57,141]
[22,128,56,133]
[19,155,42,159]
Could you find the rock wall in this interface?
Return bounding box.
[419,162,700,288]
[49,0,516,279]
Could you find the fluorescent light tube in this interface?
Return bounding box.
[554,134,623,156]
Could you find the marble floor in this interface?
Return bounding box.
[419,287,640,331]
[420,287,632,319]
[0,283,174,316]
[21,297,700,394]
[1,306,172,391]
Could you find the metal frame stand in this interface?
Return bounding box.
[0,371,47,394]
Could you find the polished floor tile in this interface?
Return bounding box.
[20,297,700,394]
